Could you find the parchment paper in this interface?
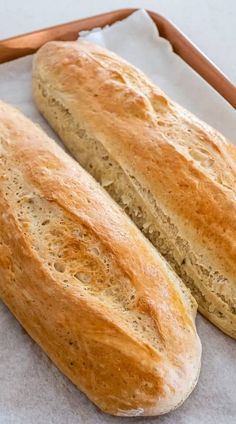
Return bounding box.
[0,10,235,424]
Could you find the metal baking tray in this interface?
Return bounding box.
[0,8,235,109]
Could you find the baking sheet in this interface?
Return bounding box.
[0,9,235,424]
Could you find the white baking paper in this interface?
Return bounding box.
[0,9,235,424]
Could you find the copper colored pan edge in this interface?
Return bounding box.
[0,8,235,108]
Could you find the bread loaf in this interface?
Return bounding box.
[32,40,236,339]
[0,101,201,416]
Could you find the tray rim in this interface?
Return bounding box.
[0,8,235,108]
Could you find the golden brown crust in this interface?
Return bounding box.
[0,101,201,416]
[32,40,236,338]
